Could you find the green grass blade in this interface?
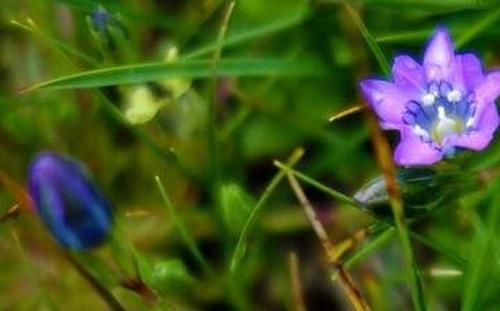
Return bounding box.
[410,232,468,268]
[375,30,431,43]
[11,18,99,66]
[25,58,325,91]
[342,1,391,76]
[183,10,308,59]
[155,176,214,275]
[229,148,304,274]
[273,161,358,207]
[455,6,500,48]
[362,0,497,10]
[344,226,396,270]
[10,14,199,183]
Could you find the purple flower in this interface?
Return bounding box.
[28,152,113,250]
[360,28,500,166]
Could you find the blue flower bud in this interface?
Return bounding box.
[90,6,112,33]
[87,6,128,52]
[28,152,113,250]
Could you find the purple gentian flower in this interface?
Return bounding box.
[360,28,500,166]
[28,152,113,250]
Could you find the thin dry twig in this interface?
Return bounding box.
[0,204,21,223]
[328,105,365,122]
[331,227,369,263]
[285,171,371,311]
[288,252,307,311]
[0,170,32,212]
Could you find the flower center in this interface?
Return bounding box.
[402,81,476,147]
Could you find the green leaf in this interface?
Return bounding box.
[221,183,255,234]
[150,259,195,296]
[362,0,498,10]
[135,254,194,297]
[25,58,325,91]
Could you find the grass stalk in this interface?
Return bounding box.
[341,1,390,76]
[273,160,357,207]
[230,148,305,273]
[455,6,500,48]
[154,176,214,275]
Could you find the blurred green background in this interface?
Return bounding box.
[1,0,500,310]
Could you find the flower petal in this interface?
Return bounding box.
[360,79,414,129]
[474,71,500,115]
[453,53,484,92]
[394,127,443,166]
[450,101,499,151]
[423,28,456,82]
[392,55,426,92]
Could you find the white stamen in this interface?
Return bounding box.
[430,86,439,96]
[435,117,458,140]
[413,125,429,137]
[447,89,462,102]
[466,117,474,127]
[437,106,447,120]
[422,93,435,106]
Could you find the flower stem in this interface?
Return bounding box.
[208,0,235,197]
[62,251,126,311]
[368,112,427,310]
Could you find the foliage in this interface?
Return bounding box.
[1,0,500,310]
